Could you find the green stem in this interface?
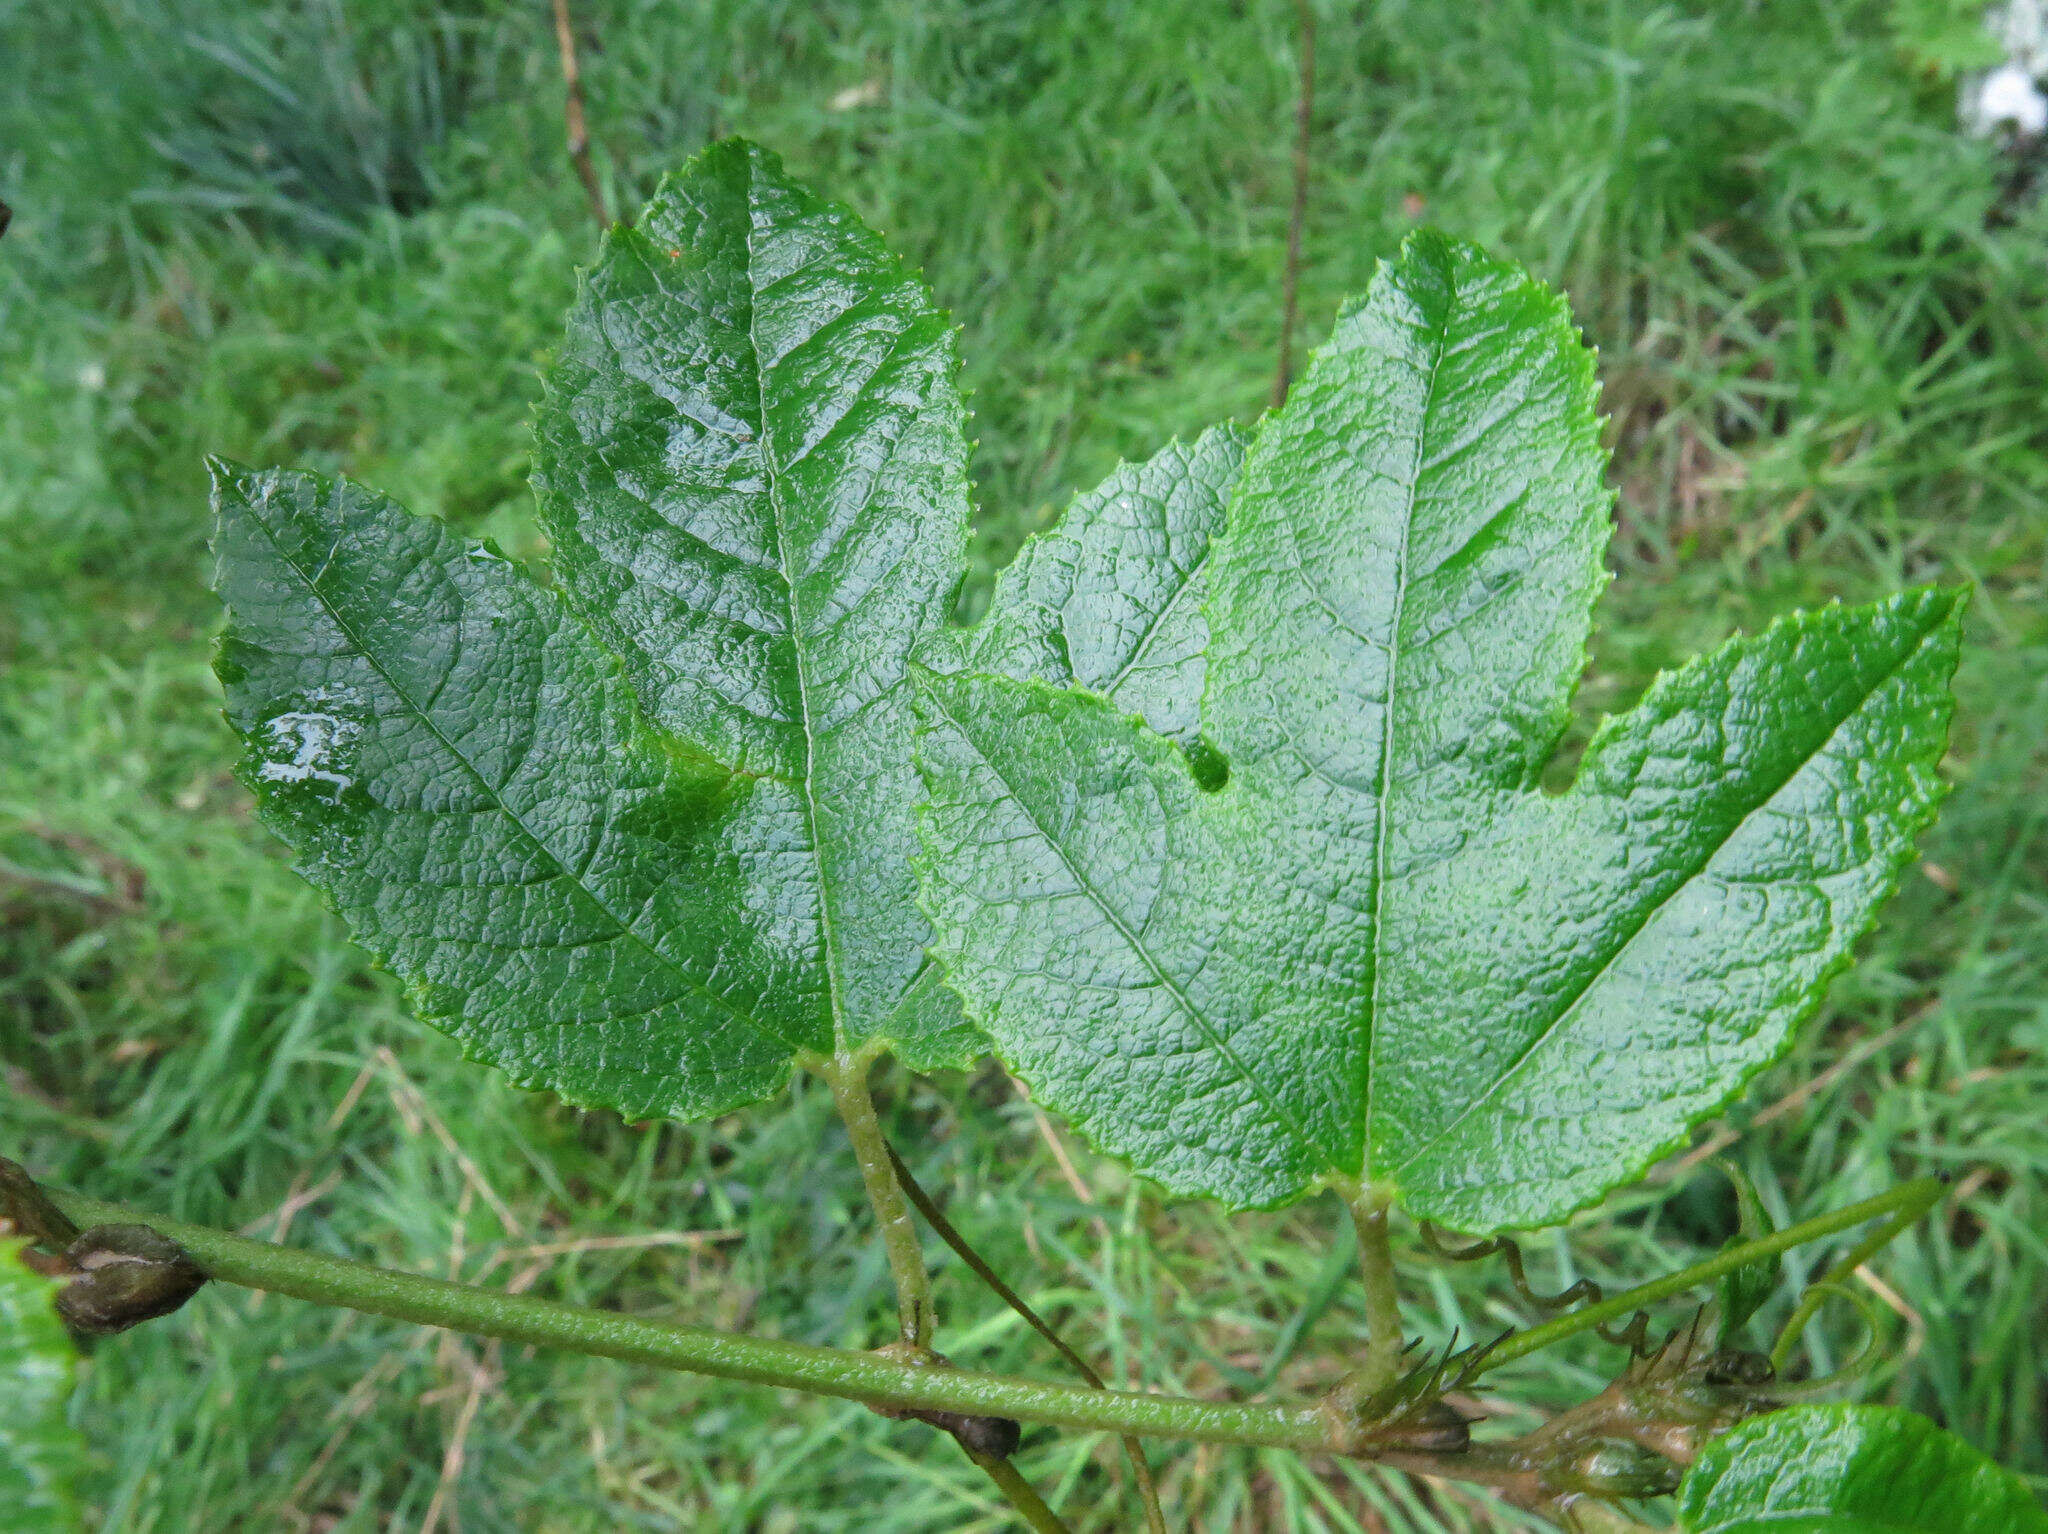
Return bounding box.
[47,1189,1331,1452]
[886,1141,1169,1534]
[40,1177,1945,1461]
[1478,1178,1945,1375]
[968,1451,1073,1534]
[1768,1195,1936,1373]
[1347,1184,1404,1395]
[820,1057,933,1347]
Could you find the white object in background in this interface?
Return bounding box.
[1965,59,2048,135]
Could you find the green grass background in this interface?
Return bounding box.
[2,1,2044,1528]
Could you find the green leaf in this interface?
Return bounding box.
[210,139,989,1123]
[1678,1405,2048,1533]
[531,137,980,1073]
[913,230,1963,1225]
[213,464,808,1118]
[1,1244,84,1533]
[1714,1162,1780,1345]
[942,424,1249,748]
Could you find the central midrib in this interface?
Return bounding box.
[1359,279,1455,1179]
[744,162,851,1057]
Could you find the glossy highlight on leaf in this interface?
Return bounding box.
[1677,1404,2048,1533]
[913,230,1963,1227]
[533,137,979,1072]
[212,463,818,1119]
[1,1244,84,1533]
[208,140,1251,1123]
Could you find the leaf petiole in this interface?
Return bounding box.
[967,1451,1073,1534]
[1475,1177,1946,1376]
[884,1140,1169,1534]
[814,1055,934,1348]
[1344,1183,1405,1395]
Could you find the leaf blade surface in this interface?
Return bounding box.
[915,232,1963,1225]
[213,140,989,1124]
[1381,588,1962,1226]
[1677,1405,2048,1533]
[954,424,1249,745]
[533,138,975,1065]
[212,463,813,1120]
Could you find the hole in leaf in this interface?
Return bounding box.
[1185,738,1230,792]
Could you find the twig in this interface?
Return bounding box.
[32,1177,1941,1454]
[550,0,609,230]
[969,1449,1074,1534]
[886,1141,1169,1534]
[1271,0,1316,409]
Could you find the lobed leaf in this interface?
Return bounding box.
[1677,1405,2048,1533]
[1,1244,84,1533]
[210,141,996,1122]
[209,146,1964,1220]
[212,464,815,1119]
[914,231,1963,1226]
[209,139,1246,1122]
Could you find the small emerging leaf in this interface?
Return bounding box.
[1678,1405,2048,1533]
[1,1243,84,1533]
[914,231,1964,1226]
[1714,1162,1779,1345]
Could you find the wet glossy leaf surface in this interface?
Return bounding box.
[939,425,1248,748]
[212,148,1961,1217]
[213,465,818,1118]
[914,232,1962,1225]
[210,140,987,1122]
[1678,1405,2048,1533]
[533,138,978,1072]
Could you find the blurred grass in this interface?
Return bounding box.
[2,0,2044,1529]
